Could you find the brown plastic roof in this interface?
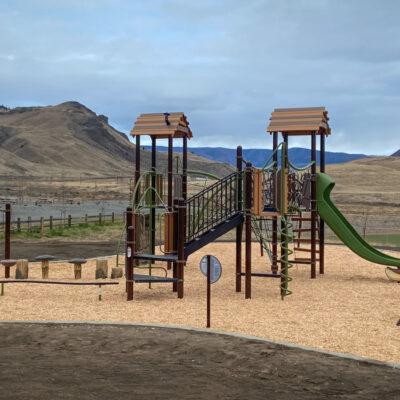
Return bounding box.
[131,112,193,139]
[267,107,331,135]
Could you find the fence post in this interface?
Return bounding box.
[27,216,31,232]
[17,217,21,232]
[111,212,115,223]
[40,217,44,237]
[85,214,88,224]
[68,215,72,227]
[49,216,53,230]
[99,213,102,225]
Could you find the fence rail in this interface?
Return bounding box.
[0,212,125,233]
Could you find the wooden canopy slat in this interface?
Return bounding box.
[270,114,328,121]
[268,121,328,128]
[274,107,326,112]
[269,119,328,126]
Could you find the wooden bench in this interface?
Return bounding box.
[0,279,119,301]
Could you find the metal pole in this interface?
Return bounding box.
[151,137,156,256]
[177,197,185,298]
[236,146,243,292]
[311,132,317,279]
[280,135,289,287]
[5,204,11,278]
[182,136,188,201]
[319,132,325,275]
[272,132,278,274]
[245,162,252,299]
[172,198,179,293]
[207,255,211,328]
[134,135,141,205]
[126,207,134,300]
[167,136,173,271]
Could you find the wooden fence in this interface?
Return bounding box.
[1,212,125,233]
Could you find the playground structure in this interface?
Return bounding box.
[125,107,400,301]
[2,107,400,302]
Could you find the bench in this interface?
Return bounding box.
[0,279,119,301]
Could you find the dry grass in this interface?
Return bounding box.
[1,243,400,364]
[328,156,400,216]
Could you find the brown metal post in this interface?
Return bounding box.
[206,254,211,328]
[172,198,179,292]
[126,207,135,300]
[245,162,252,299]
[272,132,278,274]
[280,134,289,283]
[182,136,188,201]
[134,135,141,205]
[319,132,325,274]
[167,136,173,270]
[5,204,11,278]
[177,197,185,298]
[151,137,156,255]
[236,146,243,292]
[311,132,317,279]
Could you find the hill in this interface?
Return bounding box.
[327,156,400,217]
[391,149,400,157]
[146,146,368,167]
[0,102,233,178]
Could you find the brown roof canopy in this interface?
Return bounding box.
[131,112,193,139]
[267,107,331,135]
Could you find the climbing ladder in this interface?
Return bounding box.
[291,210,320,266]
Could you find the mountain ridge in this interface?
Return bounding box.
[144,145,369,167]
[0,101,233,178]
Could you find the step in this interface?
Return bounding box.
[240,272,281,278]
[292,258,320,265]
[294,238,320,244]
[294,248,320,253]
[291,217,314,221]
[132,254,177,263]
[128,274,178,283]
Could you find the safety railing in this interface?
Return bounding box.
[185,172,240,242]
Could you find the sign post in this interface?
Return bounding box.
[199,255,222,328]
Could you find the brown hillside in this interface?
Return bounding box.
[327,156,400,215]
[0,102,233,178]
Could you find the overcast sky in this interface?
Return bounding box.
[1,0,399,154]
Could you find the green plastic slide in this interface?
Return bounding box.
[316,173,400,268]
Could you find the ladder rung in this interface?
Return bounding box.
[294,248,320,253]
[292,216,313,221]
[294,238,320,243]
[292,258,320,264]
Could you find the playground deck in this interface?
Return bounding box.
[0,243,399,364]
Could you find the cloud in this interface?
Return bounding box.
[0,0,400,154]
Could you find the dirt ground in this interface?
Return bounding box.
[0,323,399,400]
[0,243,400,365]
[5,239,118,261]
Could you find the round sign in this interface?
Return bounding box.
[199,255,222,284]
